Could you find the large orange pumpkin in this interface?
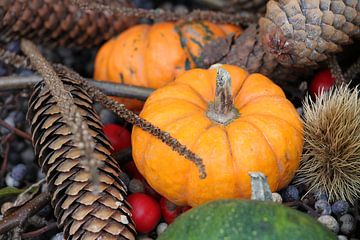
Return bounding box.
[94,21,241,110]
[132,64,304,207]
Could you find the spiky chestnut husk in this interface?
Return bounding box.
[0,0,136,48]
[295,85,360,204]
[27,75,136,239]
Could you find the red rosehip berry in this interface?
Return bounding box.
[103,123,131,152]
[160,197,182,224]
[128,193,161,233]
[309,69,336,98]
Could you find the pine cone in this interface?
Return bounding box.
[0,0,136,48]
[27,76,136,239]
[260,0,360,67]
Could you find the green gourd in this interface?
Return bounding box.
[158,173,336,240]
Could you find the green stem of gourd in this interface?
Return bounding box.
[206,64,239,125]
[249,172,273,201]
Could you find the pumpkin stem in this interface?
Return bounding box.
[249,172,273,201]
[207,64,239,125]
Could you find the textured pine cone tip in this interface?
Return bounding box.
[260,0,360,67]
[0,0,136,48]
[27,76,136,239]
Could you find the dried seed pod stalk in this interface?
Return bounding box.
[194,0,267,12]
[295,85,360,203]
[0,0,136,48]
[27,76,136,239]
[260,0,360,67]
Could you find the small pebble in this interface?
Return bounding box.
[317,215,339,234]
[156,222,168,235]
[11,140,26,152]
[16,68,34,77]
[138,237,153,240]
[1,202,13,214]
[5,172,20,188]
[13,111,25,124]
[332,200,349,217]
[0,62,8,77]
[339,214,355,235]
[316,192,328,201]
[5,41,20,53]
[281,185,299,202]
[129,178,144,193]
[51,232,64,240]
[338,236,348,240]
[20,147,35,163]
[0,112,16,134]
[271,192,282,203]
[296,107,303,116]
[315,199,331,215]
[10,163,27,182]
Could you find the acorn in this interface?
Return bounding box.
[295,85,360,203]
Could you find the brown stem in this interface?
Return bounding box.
[21,222,58,239]
[0,75,153,101]
[0,119,31,141]
[0,192,51,234]
[207,65,239,125]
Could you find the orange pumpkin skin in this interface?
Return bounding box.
[93,21,242,110]
[132,65,304,207]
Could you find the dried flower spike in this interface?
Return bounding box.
[295,85,360,203]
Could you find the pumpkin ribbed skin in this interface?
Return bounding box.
[132,65,303,207]
[94,21,241,110]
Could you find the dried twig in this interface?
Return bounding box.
[21,39,102,188]
[0,192,51,234]
[0,119,31,141]
[55,65,207,179]
[0,75,153,101]
[21,222,58,239]
[0,134,11,180]
[71,0,257,25]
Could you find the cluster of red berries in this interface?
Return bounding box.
[103,123,190,234]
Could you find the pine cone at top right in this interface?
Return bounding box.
[259,0,360,68]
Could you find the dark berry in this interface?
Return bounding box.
[10,163,27,182]
[281,185,299,202]
[315,199,332,215]
[332,200,349,216]
[5,41,20,53]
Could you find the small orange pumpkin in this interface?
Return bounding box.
[132,64,304,207]
[94,21,241,110]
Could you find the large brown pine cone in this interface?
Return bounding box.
[27,75,136,239]
[260,0,360,67]
[0,0,136,48]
